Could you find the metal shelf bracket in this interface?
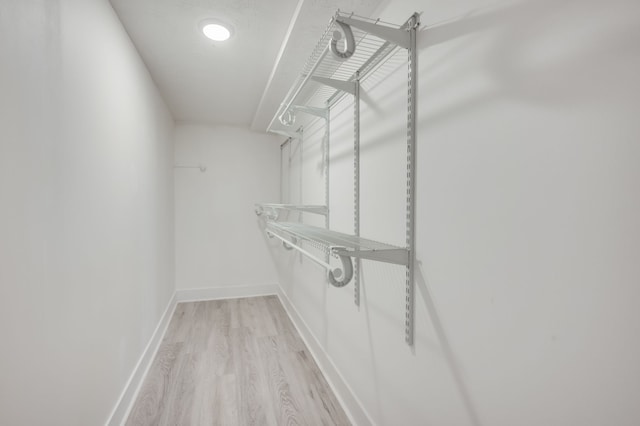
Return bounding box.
[272,129,302,139]
[290,105,329,119]
[336,15,411,48]
[333,247,409,266]
[310,76,357,95]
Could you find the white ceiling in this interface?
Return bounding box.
[109,0,385,131]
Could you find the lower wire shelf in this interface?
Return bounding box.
[266,221,409,287]
[255,203,328,220]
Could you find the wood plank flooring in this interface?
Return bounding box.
[126,296,351,426]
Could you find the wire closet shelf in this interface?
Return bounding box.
[268,11,416,134]
[265,221,409,287]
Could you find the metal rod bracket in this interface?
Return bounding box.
[328,249,354,287]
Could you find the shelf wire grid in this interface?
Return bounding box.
[269,12,406,132]
[267,221,406,257]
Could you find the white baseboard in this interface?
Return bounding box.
[276,288,375,426]
[106,292,177,426]
[175,283,278,302]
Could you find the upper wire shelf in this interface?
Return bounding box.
[268,11,417,134]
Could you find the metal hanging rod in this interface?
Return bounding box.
[266,228,353,287]
[174,164,207,172]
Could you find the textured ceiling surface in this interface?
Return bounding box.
[109,0,384,130]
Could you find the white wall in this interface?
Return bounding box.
[273,0,640,425]
[174,124,280,294]
[0,1,175,424]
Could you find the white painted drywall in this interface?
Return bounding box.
[174,124,280,292]
[0,0,175,424]
[273,0,640,425]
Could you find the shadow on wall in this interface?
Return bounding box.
[359,268,383,423]
[415,262,483,426]
[327,0,640,165]
[407,3,639,424]
[418,0,640,127]
[253,1,640,424]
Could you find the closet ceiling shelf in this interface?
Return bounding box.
[266,221,409,266]
[268,11,418,133]
[255,203,328,217]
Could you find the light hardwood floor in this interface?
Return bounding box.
[126,296,351,426]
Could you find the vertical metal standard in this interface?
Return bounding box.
[279,138,292,203]
[286,139,292,204]
[405,14,419,345]
[354,73,361,306]
[324,101,331,271]
[280,141,284,203]
[299,129,304,212]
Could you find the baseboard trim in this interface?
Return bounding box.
[106,292,177,426]
[175,283,278,302]
[276,288,375,426]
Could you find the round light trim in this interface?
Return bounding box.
[202,23,231,41]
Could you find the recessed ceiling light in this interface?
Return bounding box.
[202,22,232,41]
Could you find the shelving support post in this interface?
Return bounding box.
[405,13,419,346]
[354,72,361,307]
[324,101,331,274]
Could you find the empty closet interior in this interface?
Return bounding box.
[2,0,639,425]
